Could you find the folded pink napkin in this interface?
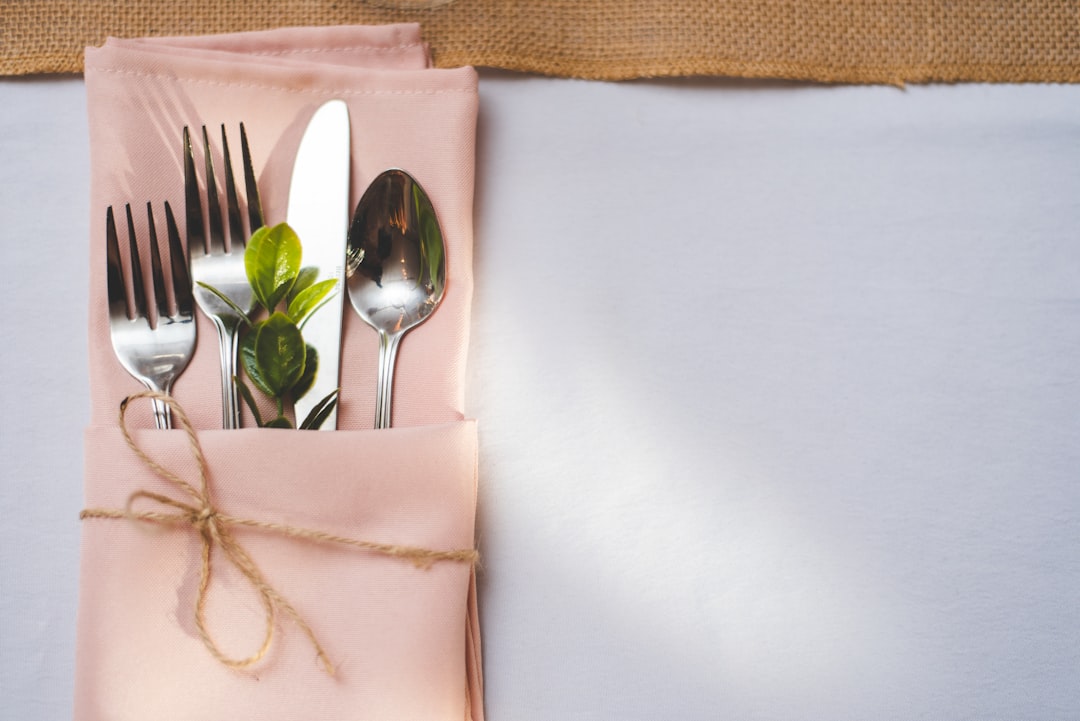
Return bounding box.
[77,25,482,721]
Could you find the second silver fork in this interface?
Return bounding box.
[185,124,264,429]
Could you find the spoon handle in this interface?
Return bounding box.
[375,331,403,429]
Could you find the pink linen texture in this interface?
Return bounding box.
[76,24,483,721]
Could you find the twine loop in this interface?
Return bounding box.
[80,390,478,676]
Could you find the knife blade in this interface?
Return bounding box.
[287,100,351,429]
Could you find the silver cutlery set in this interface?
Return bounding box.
[106,101,446,430]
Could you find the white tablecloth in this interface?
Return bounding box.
[2,72,1079,719]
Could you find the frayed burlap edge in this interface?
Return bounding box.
[3,1,1079,84]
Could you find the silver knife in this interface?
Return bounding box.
[287,100,351,429]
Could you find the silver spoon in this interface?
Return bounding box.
[345,169,447,428]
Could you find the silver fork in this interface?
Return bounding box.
[185,123,264,429]
[106,202,196,429]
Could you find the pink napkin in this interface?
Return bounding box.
[76,25,482,721]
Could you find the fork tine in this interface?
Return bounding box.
[220,125,245,250]
[124,204,147,321]
[240,122,264,232]
[164,201,193,318]
[107,198,197,431]
[105,206,128,318]
[202,126,227,255]
[187,122,260,430]
[183,126,207,257]
[146,202,169,325]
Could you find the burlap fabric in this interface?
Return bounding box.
[3,1,1079,83]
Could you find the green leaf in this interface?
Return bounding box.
[287,278,337,325]
[288,266,319,304]
[240,326,275,397]
[244,222,302,311]
[253,312,306,396]
[264,416,295,429]
[299,389,339,430]
[234,375,265,427]
[292,343,319,401]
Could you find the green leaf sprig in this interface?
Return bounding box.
[199,222,338,429]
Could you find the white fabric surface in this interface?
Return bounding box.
[2,72,1079,719]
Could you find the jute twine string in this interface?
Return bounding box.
[80,390,478,676]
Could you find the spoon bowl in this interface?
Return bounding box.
[345,169,446,428]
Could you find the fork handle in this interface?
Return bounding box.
[211,320,242,429]
[150,391,172,430]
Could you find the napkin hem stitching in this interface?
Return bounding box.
[94,66,475,95]
[249,43,426,57]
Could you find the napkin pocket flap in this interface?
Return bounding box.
[75,421,479,721]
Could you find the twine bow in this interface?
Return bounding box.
[80,390,478,676]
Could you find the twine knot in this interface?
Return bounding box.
[81,390,478,676]
[192,505,216,537]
